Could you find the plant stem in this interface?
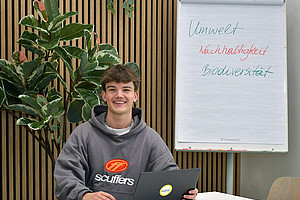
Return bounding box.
[2,108,56,169]
[38,129,56,168]
[45,123,59,152]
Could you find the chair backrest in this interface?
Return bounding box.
[266,177,300,200]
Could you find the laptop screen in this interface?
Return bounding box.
[132,168,201,200]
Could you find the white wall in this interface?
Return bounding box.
[240,0,300,199]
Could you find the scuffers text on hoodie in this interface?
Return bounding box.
[95,174,135,186]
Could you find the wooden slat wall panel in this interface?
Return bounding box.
[0,0,5,198]
[0,0,241,199]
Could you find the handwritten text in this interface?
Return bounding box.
[189,21,244,37]
[199,44,269,61]
[202,64,274,77]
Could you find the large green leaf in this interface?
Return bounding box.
[75,81,98,91]
[75,52,98,79]
[60,23,94,41]
[18,43,45,57]
[98,43,118,55]
[0,87,5,107]
[49,11,79,31]
[0,72,20,86]
[0,60,23,85]
[29,117,51,130]
[67,99,85,123]
[17,38,45,57]
[53,46,74,80]
[16,57,43,81]
[0,59,14,71]
[83,70,105,86]
[1,80,21,105]
[18,94,42,111]
[75,88,99,108]
[91,32,100,60]
[89,46,98,61]
[20,30,41,42]
[17,116,52,130]
[45,62,68,90]
[34,73,57,91]
[62,46,85,60]
[17,38,35,45]
[41,97,64,117]
[46,87,62,102]
[17,117,37,126]
[85,30,97,60]
[7,104,43,118]
[19,15,48,34]
[44,0,60,22]
[124,62,140,77]
[36,36,60,50]
[82,103,92,121]
[96,52,121,68]
[1,80,25,99]
[84,30,92,51]
[27,63,45,87]
[3,92,22,105]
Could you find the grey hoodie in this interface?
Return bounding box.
[54,105,178,200]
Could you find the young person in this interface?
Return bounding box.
[54,64,198,200]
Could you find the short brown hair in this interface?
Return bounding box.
[101,64,140,92]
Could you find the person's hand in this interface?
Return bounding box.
[182,188,199,200]
[82,191,116,200]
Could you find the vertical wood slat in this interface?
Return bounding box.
[151,0,157,131]
[113,0,118,49]
[129,5,135,65]
[118,0,124,63]
[134,0,140,109]
[13,2,21,198]
[95,0,101,42]
[107,1,112,45]
[140,0,146,120]
[167,0,174,151]
[20,1,27,199]
[0,0,241,199]
[156,0,162,135]
[124,5,129,63]
[1,0,6,198]
[101,1,106,43]
[146,0,152,127]
[7,1,14,199]
[162,0,168,146]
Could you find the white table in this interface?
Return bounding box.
[196,192,255,200]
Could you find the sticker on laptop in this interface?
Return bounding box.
[159,184,173,196]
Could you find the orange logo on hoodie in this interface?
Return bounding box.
[105,159,129,173]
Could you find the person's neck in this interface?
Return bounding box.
[106,112,133,129]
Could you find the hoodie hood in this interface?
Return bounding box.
[88,105,147,141]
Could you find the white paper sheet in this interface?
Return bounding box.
[176,2,286,145]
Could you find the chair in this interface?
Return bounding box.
[266,177,300,200]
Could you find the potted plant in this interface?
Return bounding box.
[0,0,138,170]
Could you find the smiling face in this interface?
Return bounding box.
[102,81,139,118]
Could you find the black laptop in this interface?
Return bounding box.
[132,168,201,200]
